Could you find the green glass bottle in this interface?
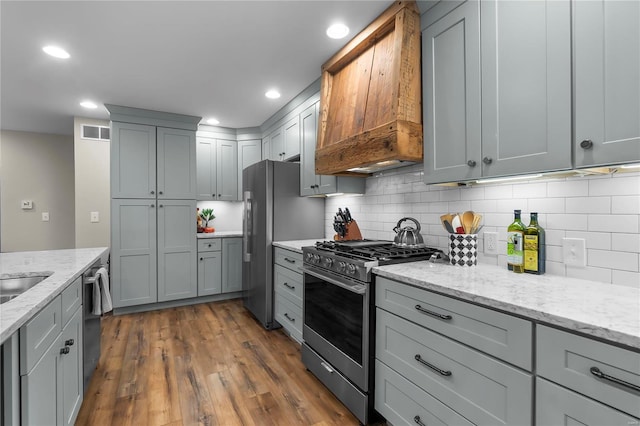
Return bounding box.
[524,212,546,274]
[507,209,525,273]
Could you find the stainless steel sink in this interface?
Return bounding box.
[0,275,50,304]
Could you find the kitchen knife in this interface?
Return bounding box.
[337,208,347,223]
[344,208,352,223]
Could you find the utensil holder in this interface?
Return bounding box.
[334,220,363,241]
[449,234,478,266]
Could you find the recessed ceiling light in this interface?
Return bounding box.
[326,23,349,39]
[207,118,220,125]
[80,101,98,109]
[42,45,70,59]
[265,90,281,99]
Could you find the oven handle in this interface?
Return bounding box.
[303,267,366,295]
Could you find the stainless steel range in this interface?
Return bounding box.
[301,240,443,424]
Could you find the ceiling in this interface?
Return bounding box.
[0,0,392,136]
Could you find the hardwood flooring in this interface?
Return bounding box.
[76,299,361,426]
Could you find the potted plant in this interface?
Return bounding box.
[200,208,216,233]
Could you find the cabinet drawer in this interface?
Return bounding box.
[376,308,532,426]
[537,325,640,418]
[376,276,532,370]
[274,264,303,304]
[20,295,62,375]
[198,238,221,252]
[536,377,639,426]
[375,360,474,426]
[274,293,302,343]
[274,248,303,273]
[61,277,82,327]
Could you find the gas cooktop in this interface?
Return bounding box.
[313,240,441,262]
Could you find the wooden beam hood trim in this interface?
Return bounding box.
[316,0,423,176]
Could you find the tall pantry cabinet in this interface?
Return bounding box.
[107,105,201,309]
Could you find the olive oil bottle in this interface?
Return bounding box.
[524,212,545,274]
[507,209,525,273]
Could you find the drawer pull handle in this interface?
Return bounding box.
[320,362,334,373]
[414,415,426,426]
[284,257,296,264]
[590,367,640,392]
[284,313,295,322]
[415,354,452,377]
[415,304,452,320]
[283,282,295,290]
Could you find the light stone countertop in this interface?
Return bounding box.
[273,239,322,254]
[0,247,109,344]
[373,261,640,350]
[196,231,243,239]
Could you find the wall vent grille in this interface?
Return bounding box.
[81,124,110,141]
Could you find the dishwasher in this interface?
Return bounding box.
[82,260,106,391]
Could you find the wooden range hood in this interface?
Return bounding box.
[315,0,422,176]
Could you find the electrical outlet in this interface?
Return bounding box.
[563,238,586,267]
[90,211,100,223]
[42,212,50,222]
[485,232,498,255]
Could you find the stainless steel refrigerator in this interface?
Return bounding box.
[242,160,325,329]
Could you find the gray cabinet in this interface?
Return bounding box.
[197,137,238,201]
[423,0,572,184]
[157,200,198,302]
[282,116,300,161]
[574,0,640,168]
[111,199,158,307]
[222,238,242,293]
[112,122,196,199]
[273,247,304,342]
[237,139,262,200]
[60,309,83,426]
[198,251,222,296]
[299,102,365,196]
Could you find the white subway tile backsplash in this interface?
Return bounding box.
[591,175,640,196]
[546,245,564,263]
[447,201,472,214]
[546,261,565,276]
[546,214,588,231]
[588,214,639,233]
[470,199,498,213]
[496,199,528,213]
[460,186,485,200]
[566,197,611,214]
[612,234,640,253]
[612,270,640,289]
[545,229,566,247]
[440,188,461,202]
[612,196,640,214]
[512,182,547,199]
[421,191,441,202]
[565,231,611,250]
[484,184,513,200]
[588,249,639,272]
[548,180,589,197]
[527,198,565,214]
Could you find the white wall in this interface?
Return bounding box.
[0,130,75,251]
[325,165,640,288]
[74,117,111,248]
[197,200,243,231]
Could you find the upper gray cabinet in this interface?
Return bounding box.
[111,121,196,198]
[282,116,301,161]
[197,137,238,201]
[237,139,262,199]
[423,0,572,184]
[574,0,640,168]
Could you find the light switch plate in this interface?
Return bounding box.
[42,212,50,222]
[562,238,586,267]
[90,211,100,223]
[484,232,498,255]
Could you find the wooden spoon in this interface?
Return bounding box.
[462,211,475,234]
[471,213,483,233]
[440,214,454,233]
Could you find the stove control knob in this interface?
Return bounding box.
[323,257,334,267]
[305,253,314,262]
[346,264,357,275]
[313,254,321,264]
[337,262,347,272]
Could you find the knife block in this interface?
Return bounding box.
[334,220,363,241]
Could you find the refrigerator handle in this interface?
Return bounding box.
[243,190,252,262]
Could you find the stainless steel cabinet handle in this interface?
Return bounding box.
[414,416,426,426]
[590,367,640,392]
[580,139,594,149]
[415,354,452,376]
[415,304,452,320]
[284,313,295,322]
[483,157,493,165]
[284,257,295,264]
[283,282,295,290]
[467,160,477,167]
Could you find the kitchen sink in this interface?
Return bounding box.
[0,275,50,304]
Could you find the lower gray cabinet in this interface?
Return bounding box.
[222,238,242,293]
[273,247,304,342]
[198,247,222,296]
[60,309,83,426]
[197,237,242,296]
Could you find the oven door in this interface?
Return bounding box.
[303,265,369,391]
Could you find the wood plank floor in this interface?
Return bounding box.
[76,299,361,426]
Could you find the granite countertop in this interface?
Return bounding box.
[0,247,109,344]
[273,239,322,253]
[197,231,243,239]
[373,262,640,350]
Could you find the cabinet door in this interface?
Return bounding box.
[111,122,156,198]
[198,251,222,296]
[423,1,482,184]
[481,0,571,177]
[269,127,284,161]
[111,199,158,307]
[262,135,271,161]
[300,103,322,195]
[61,309,83,426]
[21,335,63,426]
[222,238,242,293]
[237,139,262,199]
[196,137,216,200]
[157,200,197,302]
[157,127,196,199]
[283,116,301,161]
[574,0,640,167]
[216,139,238,201]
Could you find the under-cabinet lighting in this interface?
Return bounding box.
[620,163,640,169]
[42,45,70,59]
[265,90,281,99]
[80,101,97,109]
[325,193,345,197]
[207,118,220,125]
[327,23,349,39]
[475,174,542,184]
